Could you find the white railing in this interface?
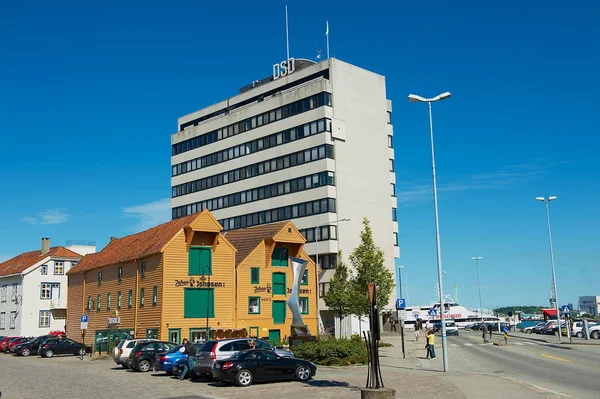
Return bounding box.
[50,298,66,309]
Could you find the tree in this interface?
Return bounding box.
[323,251,353,338]
[349,218,395,318]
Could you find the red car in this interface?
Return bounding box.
[7,337,29,352]
[0,336,19,352]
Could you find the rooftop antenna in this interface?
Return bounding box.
[285,5,290,61]
[316,46,322,62]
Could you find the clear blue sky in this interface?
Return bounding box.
[1,1,598,310]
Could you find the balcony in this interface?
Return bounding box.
[50,298,67,309]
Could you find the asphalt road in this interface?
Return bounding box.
[445,330,600,398]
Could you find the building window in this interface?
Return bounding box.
[248,297,260,314]
[140,261,146,278]
[250,268,260,284]
[9,311,16,329]
[392,208,397,222]
[0,286,5,302]
[39,310,50,328]
[387,111,392,124]
[54,261,64,275]
[391,183,396,197]
[87,296,92,311]
[11,284,17,301]
[128,290,133,308]
[117,292,122,309]
[388,135,393,148]
[301,270,309,285]
[98,272,102,287]
[183,288,214,318]
[271,247,289,266]
[96,295,101,311]
[310,253,338,270]
[189,247,212,275]
[0,312,5,329]
[152,286,158,306]
[272,272,286,295]
[118,266,123,282]
[173,92,332,156]
[299,297,309,314]
[140,288,144,307]
[319,282,330,298]
[41,283,51,299]
[389,159,394,172]
[107,293,111,310]
[41,265,48,275]
[394,232,399,247]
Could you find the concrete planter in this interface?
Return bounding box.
[360,388,396,399]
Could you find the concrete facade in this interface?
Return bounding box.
[578,296,600,316]
[170,58,399,332]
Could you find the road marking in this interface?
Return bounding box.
[514,342,524,345]
[540,353,573,363]
[451,344,458,347]
[464,343,473,346]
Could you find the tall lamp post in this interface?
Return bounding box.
[315,218,350,268]
[536,196,561,341]
[200,266,211,341]
[471,257,484,329]
[408,91,451,372]
[397,266,404,299]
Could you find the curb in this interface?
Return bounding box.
[504,334,549,344]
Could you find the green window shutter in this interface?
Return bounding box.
[189,247,201,275]
[250,268,260,284]
[189,247,212,275]
[184,288,214,318]
[280,248,288,266]
[301,270,308,285]
[272,301,286,324]
[140,288,144,307]
[200,248,212,274]
[152,286,158,306]
[272,272,286,295]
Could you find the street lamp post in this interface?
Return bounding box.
[315,218,350,269]
[471,257,484,334]
[200,267,211,340]
[397,266,404,299]
[536,196,561,341]
[408,91,451,372]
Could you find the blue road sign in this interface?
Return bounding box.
[396,298,406,309]
[428,308,437,316]
[502,326,509,334]
[80,315,88,323]
[561,305,572,313]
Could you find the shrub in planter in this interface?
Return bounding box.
[292,336,368,366]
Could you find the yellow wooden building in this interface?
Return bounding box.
[66,210,317,351]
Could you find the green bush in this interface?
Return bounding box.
[292,336,368,366]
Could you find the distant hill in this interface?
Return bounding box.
[493,306,545,315]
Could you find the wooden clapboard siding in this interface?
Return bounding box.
[161,227,236,341]
[66,273,84,340]
[136,255,163,338]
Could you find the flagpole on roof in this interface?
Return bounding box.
[285,5,290,62]
[326,20,330,59]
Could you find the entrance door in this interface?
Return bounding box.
[272,301,286,324]
[268,329,281,345]
[51,284,60,300]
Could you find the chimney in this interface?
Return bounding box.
[110,236,117,242]
[41,238,50,255]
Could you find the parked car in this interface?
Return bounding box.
[113,338,157,368]
[212,349,316,387]
[128,341,177,372]
[154,343,202,375]
[6,337,31,353]
[13,335,51,357]
[523,322,545,334]
[563,321,598,338]
[37,338,91,358]
[0,337,20,352]
[589,324,600,339]
[194,338,294,378]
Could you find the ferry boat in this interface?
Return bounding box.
[401,301,499,329]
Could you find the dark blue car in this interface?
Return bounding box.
[154,345,184,375]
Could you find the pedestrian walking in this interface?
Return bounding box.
[426,330,436,359]
[390,318,397,332]
[489,324,493,340]
[482,325,488,343]
[179,339,197,380]
[415,318,422,342]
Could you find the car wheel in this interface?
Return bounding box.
[576,332,583,338]
[78,348,86,357]
[121,363,129,369]
[235,369,253,387]
[296,365,311,381]
[165,371,173,376]
[527,330,532,334]
[591,331,599,339]
[21,348,31,357]
[45,350,54,358]
[138,360,151,372]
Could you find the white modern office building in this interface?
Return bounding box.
[578,296,600,316]
[170,58,399,333]
[0,238,96,337]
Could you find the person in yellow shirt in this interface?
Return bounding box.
[426,330,436,359]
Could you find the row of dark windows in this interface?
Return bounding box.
[172,144,334,198]
[171,171,335,219]
[172,92,332,156]
[216,198,336,231]
[172,118,332,177]
[298,225,338,243]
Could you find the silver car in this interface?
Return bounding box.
[194,338,294,377]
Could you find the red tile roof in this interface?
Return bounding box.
[223,221,290,266]
[68,214,197,275]
[0,247,81,277]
